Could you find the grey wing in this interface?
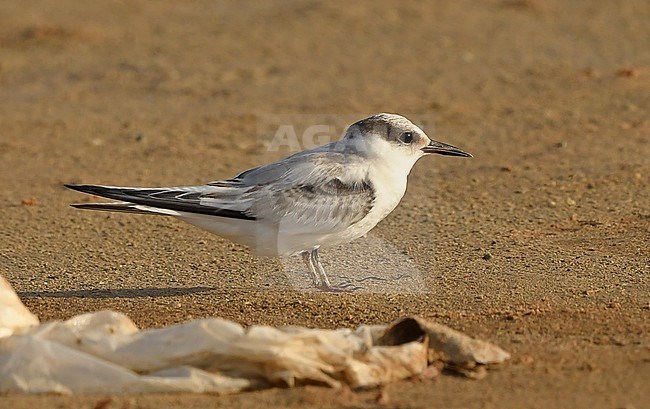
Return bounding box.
[263,178,375,234]
[208,141,341,187]
[240,153,376,234]
[67,146,373,228]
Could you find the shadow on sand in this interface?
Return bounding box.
[17,287,217,299]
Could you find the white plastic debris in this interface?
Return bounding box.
[0,274,510,395]
[0,275,39,338]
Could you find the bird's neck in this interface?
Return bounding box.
[367,157,411,198]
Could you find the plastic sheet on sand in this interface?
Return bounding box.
[0,274,510,395]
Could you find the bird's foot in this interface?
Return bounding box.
[315,281,362,293]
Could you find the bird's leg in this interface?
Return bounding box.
[301,250,322,287]
[310,248,332,290]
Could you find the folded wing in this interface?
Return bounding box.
[66,149,375,234]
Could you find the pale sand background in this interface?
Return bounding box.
[1,0,649,407]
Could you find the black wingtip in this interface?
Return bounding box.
[65,184,101,195]
[65,183,85,192]
[64,184,257,220]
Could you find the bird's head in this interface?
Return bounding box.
[342,113,472,167]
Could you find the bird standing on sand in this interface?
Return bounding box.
[66,113,472,291]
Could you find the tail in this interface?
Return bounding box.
[65,184,184,216]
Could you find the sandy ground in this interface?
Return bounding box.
[1,0,649,407]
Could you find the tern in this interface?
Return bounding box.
[66,113,471,291]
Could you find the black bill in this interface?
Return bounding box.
[421,140,472,157]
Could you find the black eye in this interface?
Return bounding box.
[400,132,414,144]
